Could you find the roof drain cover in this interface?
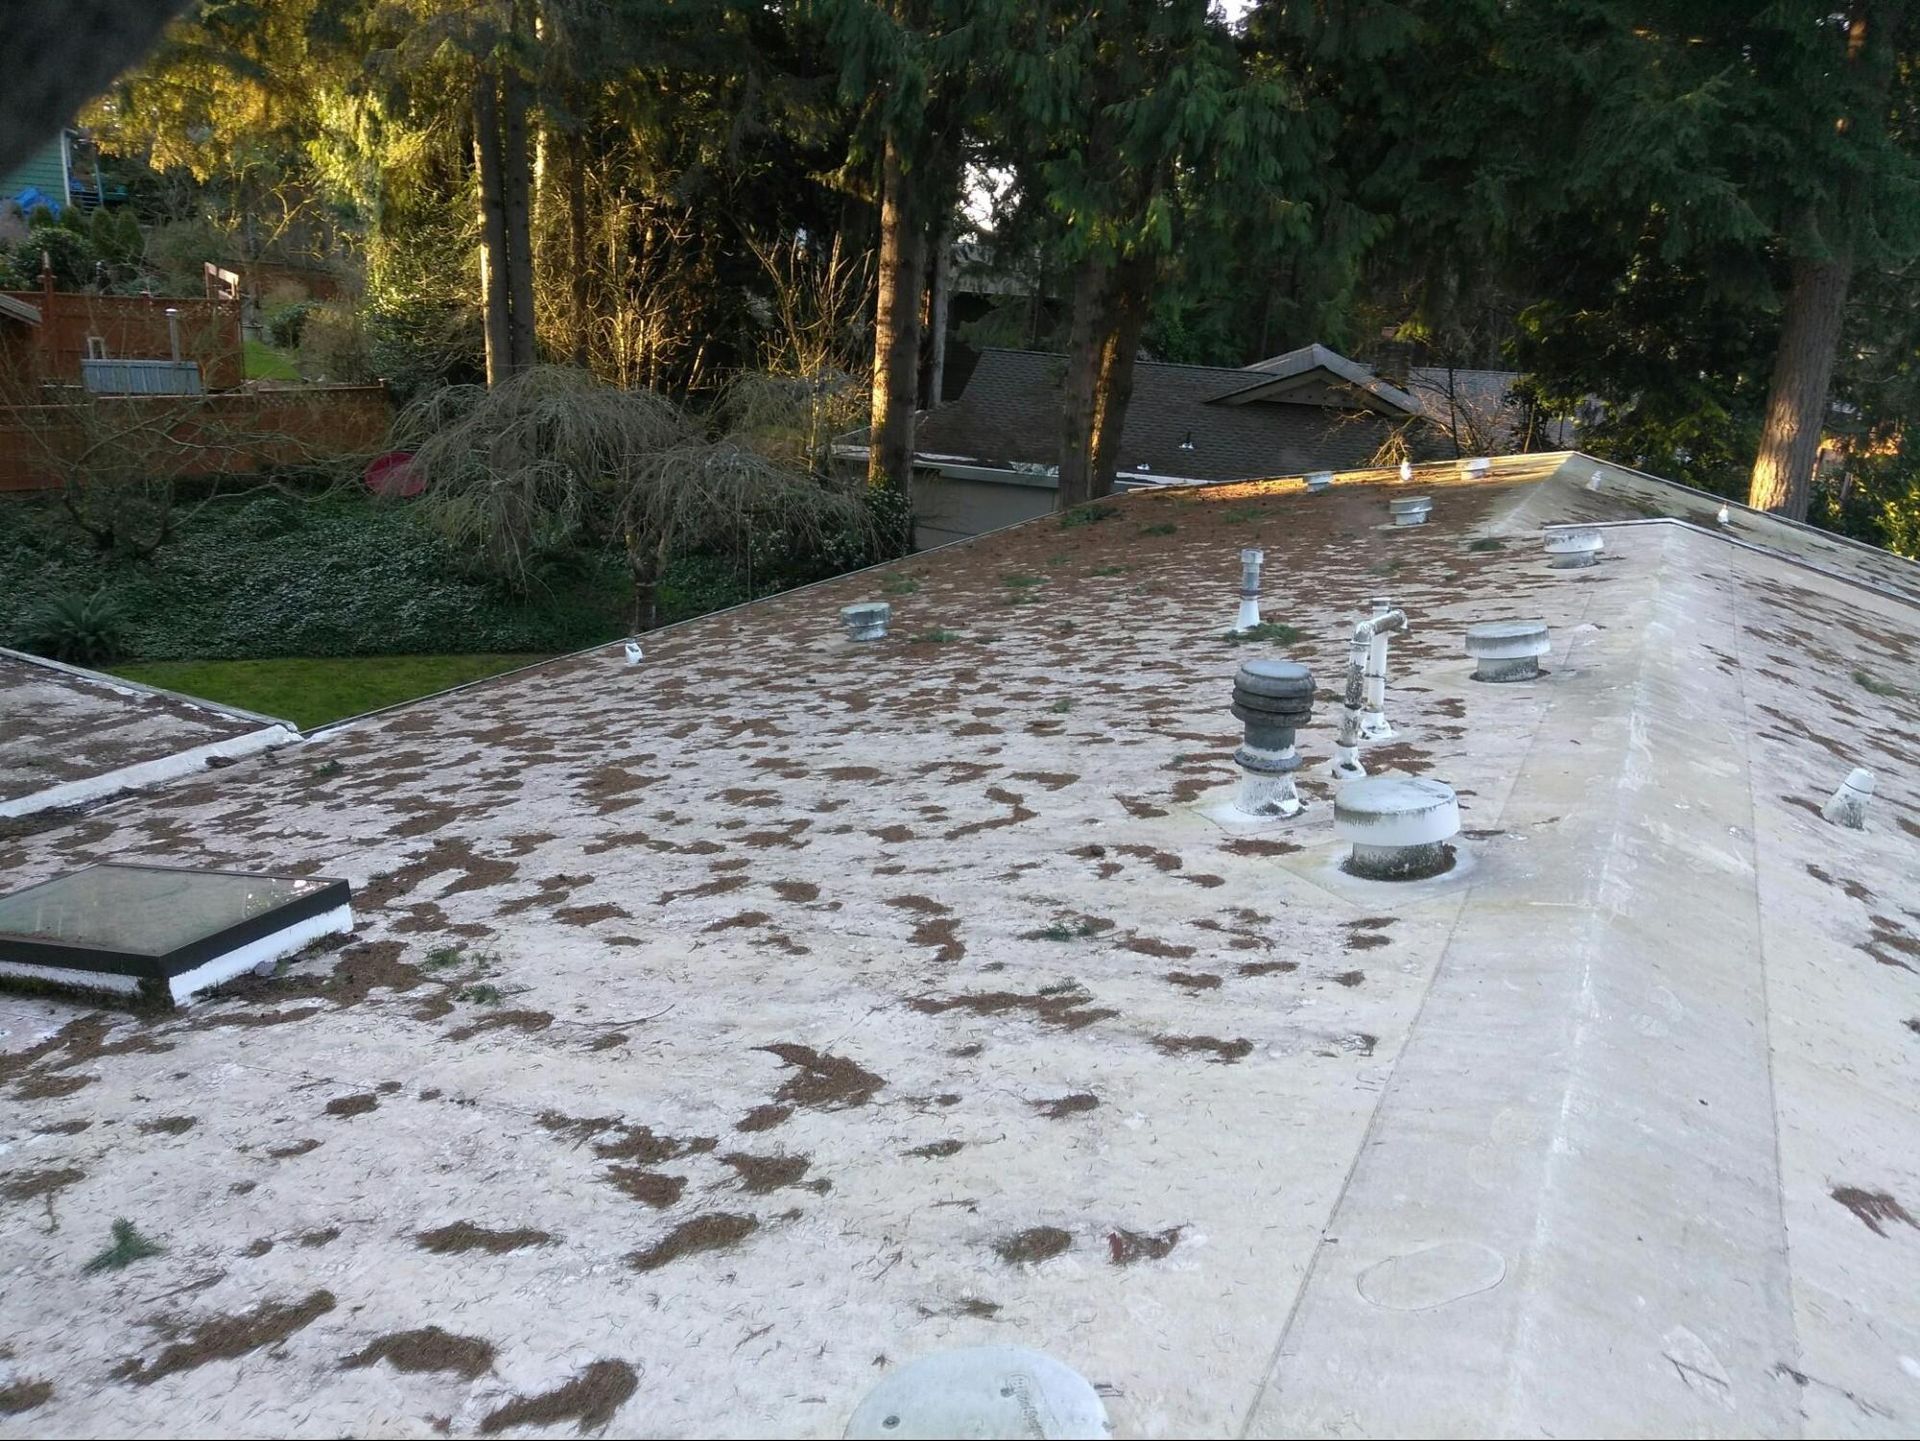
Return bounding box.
[1232,659,1314,818]
[0,864,353,1007]
[1388,496,1433,527]
[1465,620,1550,682]
[1335,777,1460,880]
[841,601,891,641]
[1543,525,1603,567]
[845,1345,1110,1440]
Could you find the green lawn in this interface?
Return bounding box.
[243,339,301,381]
[111,653,551,730]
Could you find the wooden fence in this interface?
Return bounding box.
[0,384,393,494]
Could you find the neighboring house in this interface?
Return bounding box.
[857,343,1447,547]
[3,452,1918,1438]
[0,127,113,219]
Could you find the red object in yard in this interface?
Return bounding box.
[364,450,424,497]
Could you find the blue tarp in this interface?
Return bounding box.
[11,187,60,217]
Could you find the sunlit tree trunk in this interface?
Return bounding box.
[1747,250,1851,519]
[1056,256,1111,510]
[867,135,925,492]
[1087,257,1152,496]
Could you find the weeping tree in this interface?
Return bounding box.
[398,366,871,631]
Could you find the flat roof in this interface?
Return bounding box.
[0,651,286,813]
[1,454,1917,1437]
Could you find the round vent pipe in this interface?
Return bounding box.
[1235,548,1264,632]
[1389,496,1433,527]
[1543,525,1603,567]
[1335,776,1460,880]
[841,602,891,641]
[1465,620,1550,682]
[1822,768,1874,830]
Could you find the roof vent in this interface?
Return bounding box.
[1178,430,1196,451]
[841,602,891,641]
[1716,503,1732,527]
[1462,456,1491,478]
[1232,660,1314,818]
[1235,548,1264,632]
[1465,620,1550,682]
[1331,604,1408,780]
[1306,470,1332,493]
[1399,460,1414,483]
[1822,767,1874,830]
[1359,596,1396,740]
[1586,469,1604,491]
[1543,525,1603,567]
[846,1345,1109,1440]
[1388,495,1432,527]
[623,640,643,665]
[1335,777,1460,880]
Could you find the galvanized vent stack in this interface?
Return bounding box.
[1465,620,1550,682]
[1389,495,1433,527]
[1335,776,1461,881]
[841,602,891,641]
[1306,470,1333,493]
[1232,659,1315,818]
[1235,548,1264,632]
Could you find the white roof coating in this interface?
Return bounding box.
[0,453,1917,1439]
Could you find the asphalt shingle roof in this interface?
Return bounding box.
[912,348,1442,480]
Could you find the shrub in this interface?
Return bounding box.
[16,588,131,664]
[264,301,313,350]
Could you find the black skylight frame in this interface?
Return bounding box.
[0,863,350,986]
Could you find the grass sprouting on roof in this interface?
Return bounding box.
[913,628,960,644]
[1226,622,1304,644]
[1853,669,1904,697]
[83,1220,165,1274]
[1140,523,1177,536]
[1059,504,1117,529]
[880,575,920,595]
[1001,574,1045,588]
[1466,537,1506,551]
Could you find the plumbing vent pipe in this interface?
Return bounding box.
[1716,503,1732,526]
[1331,605,1408,780]
[841,601,891,641]
[1360,595,1395,740]
[1388,496,1433,527]
[1465,620,1550,682]
[623,640,643,666]
[1236,548,1264,631]
[165,306,182,362]
[1335,776,1461,880]
[1306,470,1333,493]
[1543,525,1603,568]
[1399,460,1413,483]
[1822,767,1874,830]
[1231,659,1314,818]
[1586,469,1604,491]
